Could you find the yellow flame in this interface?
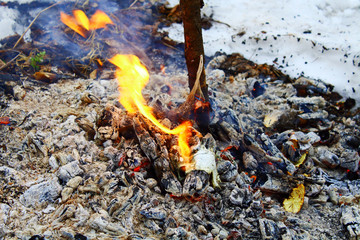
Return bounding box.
[60,12,87,37]
[60,10,113,38]
[89,10,113,30]
[109,54,192,164]
[73,10,90,31]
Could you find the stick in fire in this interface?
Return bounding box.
[180,0,211,133]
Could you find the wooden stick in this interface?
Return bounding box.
[180,0,208,101]
[13,0,65,49]
[180,0,210,131]
[129,0,139,8]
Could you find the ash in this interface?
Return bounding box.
[1,54,360,240]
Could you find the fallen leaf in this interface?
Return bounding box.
[283,183,305,213]
[295,153,307,167]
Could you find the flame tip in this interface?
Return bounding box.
[60,9,113,38]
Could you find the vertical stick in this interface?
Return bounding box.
[180,0,210,131]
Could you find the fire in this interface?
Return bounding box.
[109,54,193,166]
[60,10,113,38]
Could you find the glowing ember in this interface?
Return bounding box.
[60,10,113,38]
[109,54,193,167]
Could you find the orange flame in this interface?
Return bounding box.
[60,10,113,38]
[109,54,193,165]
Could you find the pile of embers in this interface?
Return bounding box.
[1,52,360,240]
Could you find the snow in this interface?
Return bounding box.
[163,0,360,103]
[0,7,29,41]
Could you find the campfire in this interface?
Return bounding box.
[0,1,360,240]
[108,54,193,169]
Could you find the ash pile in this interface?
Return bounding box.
[1,51,360,240]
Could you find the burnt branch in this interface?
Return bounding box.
[180,0,210,131]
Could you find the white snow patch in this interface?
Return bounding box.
[162,0,360,103]
[0,7,30,42]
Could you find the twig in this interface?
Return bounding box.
[0,50,21,71]
[129,0,139,8]
[13,0,65,49]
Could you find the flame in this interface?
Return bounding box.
[60,12,87,37]
[109,54,193,165]
[60,10,113,38]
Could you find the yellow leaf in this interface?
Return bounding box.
[283,183,305,213]
[295,153,307,167]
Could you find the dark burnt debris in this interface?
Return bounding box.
[1,1,360,240]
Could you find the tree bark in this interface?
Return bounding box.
[180,0,210,131]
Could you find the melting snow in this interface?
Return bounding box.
[163,0,360,103]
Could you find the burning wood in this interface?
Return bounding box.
[98,53,221,197]
[108,54,193,168]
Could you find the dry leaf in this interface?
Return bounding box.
[263,110,283,128]
[283,183,305,213]
[295,153,307,167]
[33,71,57,83]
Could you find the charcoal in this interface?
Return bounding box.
[289,131,321,151]
[183,170,210,198]
[247,200,263,218]
[264,207,286,222]
[144,219,163,234]
[247,78,266,98]
[74,233,88,240]
[23,131,49,158]
[340,150,360,172]
[293,77,331,96]
[341,206,360,240]
[242,151,258,170]
[156,159,183,196]
[57,161,84,184]
[316,147,340,169]
[305,183,324,197]
[309,191,329,204]
[75,116,96,140]
[108,186,142,220]
[238,114,264,136]
[298,110,328,121]
[133,117,160,160]
[165,227,189,240]
[28,235,45,240]
[217,160,238,182]
[229,187,253,207]
[89,212,126,235]
[164,216,178,229]
[347,180,360,196]
[20,178,62,207]
[61,187,74,202]
[133,116,182,195]
[59,227,75,239]
[258,219,281,240]
[140,208,167,221]
[258,175,293,194]
[282,140,301,163]
[288,96,326,110]
[235,172,253,187]
[242,132,296,175]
